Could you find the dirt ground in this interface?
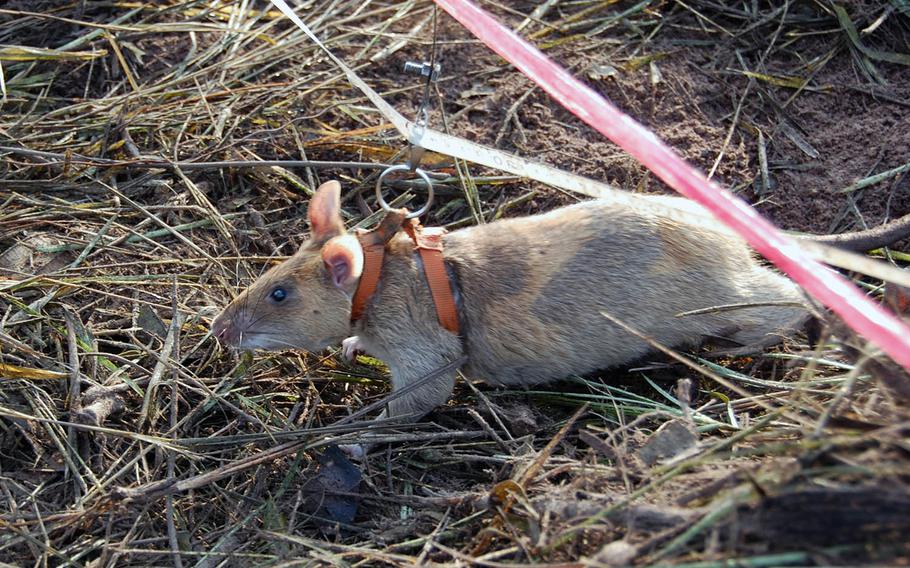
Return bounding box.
[1,1,910,566]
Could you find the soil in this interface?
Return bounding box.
[435,5,910,232]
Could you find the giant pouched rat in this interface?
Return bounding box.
[210,180,907,424]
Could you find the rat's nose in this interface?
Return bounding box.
[210,313,234,344]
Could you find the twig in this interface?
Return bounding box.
[0,145,390,171]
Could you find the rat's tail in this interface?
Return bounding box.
[802,213,910,252]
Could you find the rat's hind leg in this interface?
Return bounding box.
[720,307,809,355]
[719,269,808,350]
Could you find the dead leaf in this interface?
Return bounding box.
[301,446,362,525]
[0,363,68,380]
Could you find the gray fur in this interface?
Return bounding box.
[213,188,808,426]
[353,197,806,419]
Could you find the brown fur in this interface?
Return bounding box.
[211,181,808,424]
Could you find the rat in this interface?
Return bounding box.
[210,180,908,427]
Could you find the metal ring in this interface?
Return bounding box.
[375,164,434,219]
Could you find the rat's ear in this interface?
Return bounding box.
[308,180,346,242]
[321,234,363,294]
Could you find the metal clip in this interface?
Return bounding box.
[403,61,440,82]
[403,61,440,171]
[383,60,441,213]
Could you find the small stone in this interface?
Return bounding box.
[592,539,637,566]
[638,420,698,466]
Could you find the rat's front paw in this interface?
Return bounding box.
[341,336,364,361]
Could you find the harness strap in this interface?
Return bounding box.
[350,209,407,323]
[349,211,461,335]
[403,220,460,335]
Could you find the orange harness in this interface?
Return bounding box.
[349,209,460,335]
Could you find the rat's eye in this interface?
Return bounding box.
[269,287,288,303]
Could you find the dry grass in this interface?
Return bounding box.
[2,1,910,566]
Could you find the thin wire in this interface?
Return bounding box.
[417,5,439,125]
